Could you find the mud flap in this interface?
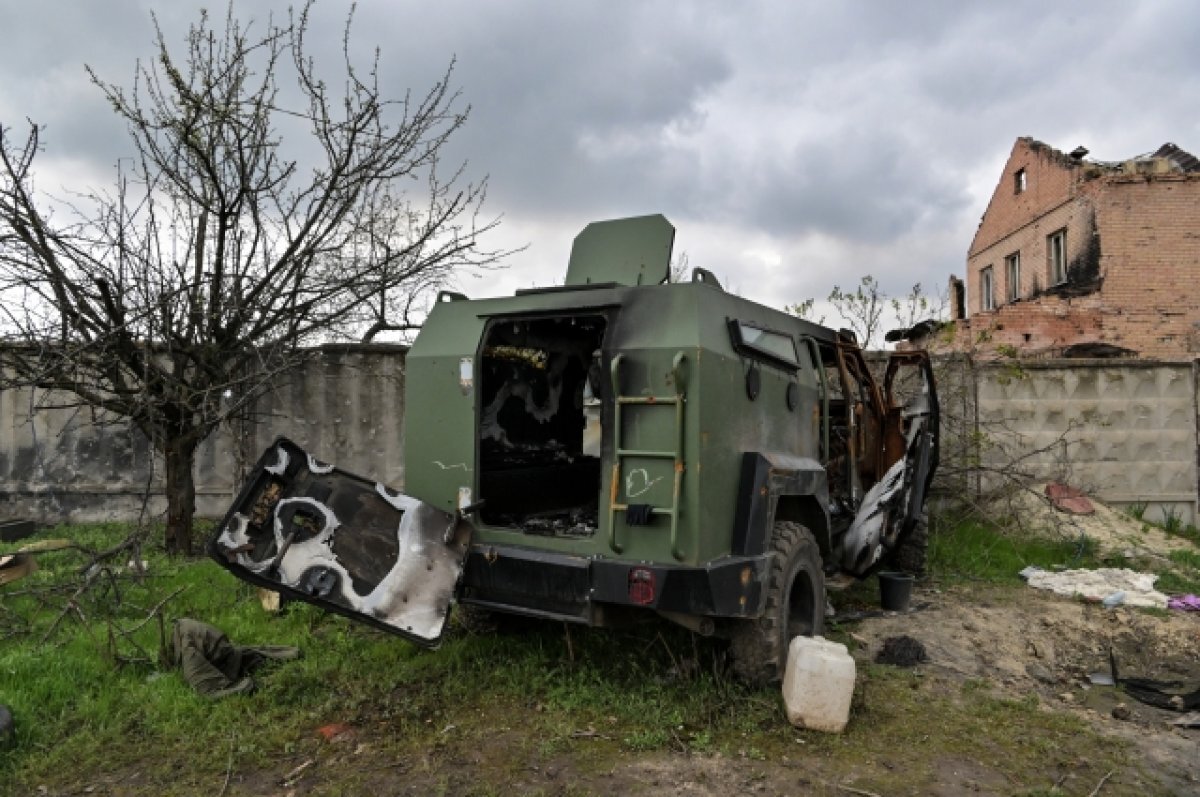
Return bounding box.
[841,353,939,576]
[209,438,471,646]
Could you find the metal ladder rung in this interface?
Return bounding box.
[611,504,677,516]
[608,351,687,561]
[615,448,675,458]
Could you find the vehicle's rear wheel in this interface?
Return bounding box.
[730,521,825,686]
[889,512,929,577]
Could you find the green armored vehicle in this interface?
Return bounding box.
[211,215,938,683]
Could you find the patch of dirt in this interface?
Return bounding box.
[1008,485,1194,558]
[852,584,1200,794]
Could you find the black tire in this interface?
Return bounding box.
[729,521,825,686]
[890,513,928,577]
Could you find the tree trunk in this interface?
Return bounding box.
[163,435,199,555]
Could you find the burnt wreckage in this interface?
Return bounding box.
[211,215,939,683]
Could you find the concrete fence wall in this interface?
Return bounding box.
[0,345,408,524]
[972,358,1199,525]
[1,346,1197,528]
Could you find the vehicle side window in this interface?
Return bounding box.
[728,319,799,370]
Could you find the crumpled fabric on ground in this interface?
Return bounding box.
[1020,567,1168,609]
[1168,594,1200,611]
[166,618,301,699]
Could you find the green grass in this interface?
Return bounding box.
[928,514,1098,583]
[1156,549,1200,596]
[0,521,1144,795]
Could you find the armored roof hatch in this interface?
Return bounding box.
[565,214,675,287]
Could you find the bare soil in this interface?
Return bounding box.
[852,584,1200,795]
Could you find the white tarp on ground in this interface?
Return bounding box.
[1020,566,1169,609]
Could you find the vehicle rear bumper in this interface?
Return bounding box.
[459,543,771,624]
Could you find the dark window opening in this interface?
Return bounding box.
[1014,168,1027,194]
[1006,252,1021,302]
[1048,229,1067,285]
[477,314,608,536]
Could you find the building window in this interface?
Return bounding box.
[1006,252,1021,301]
[1014,168,1027,194]
[981,266,995,311]
[1048,229,1067,284]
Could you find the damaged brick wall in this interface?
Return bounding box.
[961,137,1200,361]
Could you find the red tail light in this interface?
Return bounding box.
[628,567,656,605]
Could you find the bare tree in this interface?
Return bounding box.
[0,4,504,554]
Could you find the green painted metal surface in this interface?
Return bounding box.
[404,253,835,568]
[565,214,675,287]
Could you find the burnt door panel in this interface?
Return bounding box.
[209,438,470,646]
[840,351,939,576]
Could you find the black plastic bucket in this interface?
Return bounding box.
[878,571,915,612]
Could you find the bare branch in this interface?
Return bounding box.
[0,2,510,552]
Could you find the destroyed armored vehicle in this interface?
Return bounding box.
[211,214,938,683]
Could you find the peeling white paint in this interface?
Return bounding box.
[307,454,334,474]
[264,446,290,475]
[841,457,906,573]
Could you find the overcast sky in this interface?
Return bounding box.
[3,0,1198,331]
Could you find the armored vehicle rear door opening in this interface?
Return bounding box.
[477,313,610,536]
[209,438,470,646]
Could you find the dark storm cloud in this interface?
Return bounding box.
[4,0,1200,311]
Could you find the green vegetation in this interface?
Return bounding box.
[927,514,1098,583]
[0,521,1143,795]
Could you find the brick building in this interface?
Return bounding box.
[949,137,1200,361]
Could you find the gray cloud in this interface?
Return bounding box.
[3,0,1200,316]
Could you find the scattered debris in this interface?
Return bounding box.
[0,553,37,586]
[1101,590,1126,608]
[874,635,928,667]
[316,723,355,744]
[166,618,301,699]
[1111,703,1132,721]
[1168,594,1200,612]
[1119,676,1200,712]
[281,758,314,786]
[1087,769,1116,797]
[1007,487,1193,558]
[1170,712,1200,729]
[257,588,283,613]
[1045,482,1095,515]
[0,519,36,543]
[1019,567,1168,608]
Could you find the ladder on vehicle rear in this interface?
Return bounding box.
[607,351,688,560]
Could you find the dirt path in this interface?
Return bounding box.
[850,584,1200,795]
